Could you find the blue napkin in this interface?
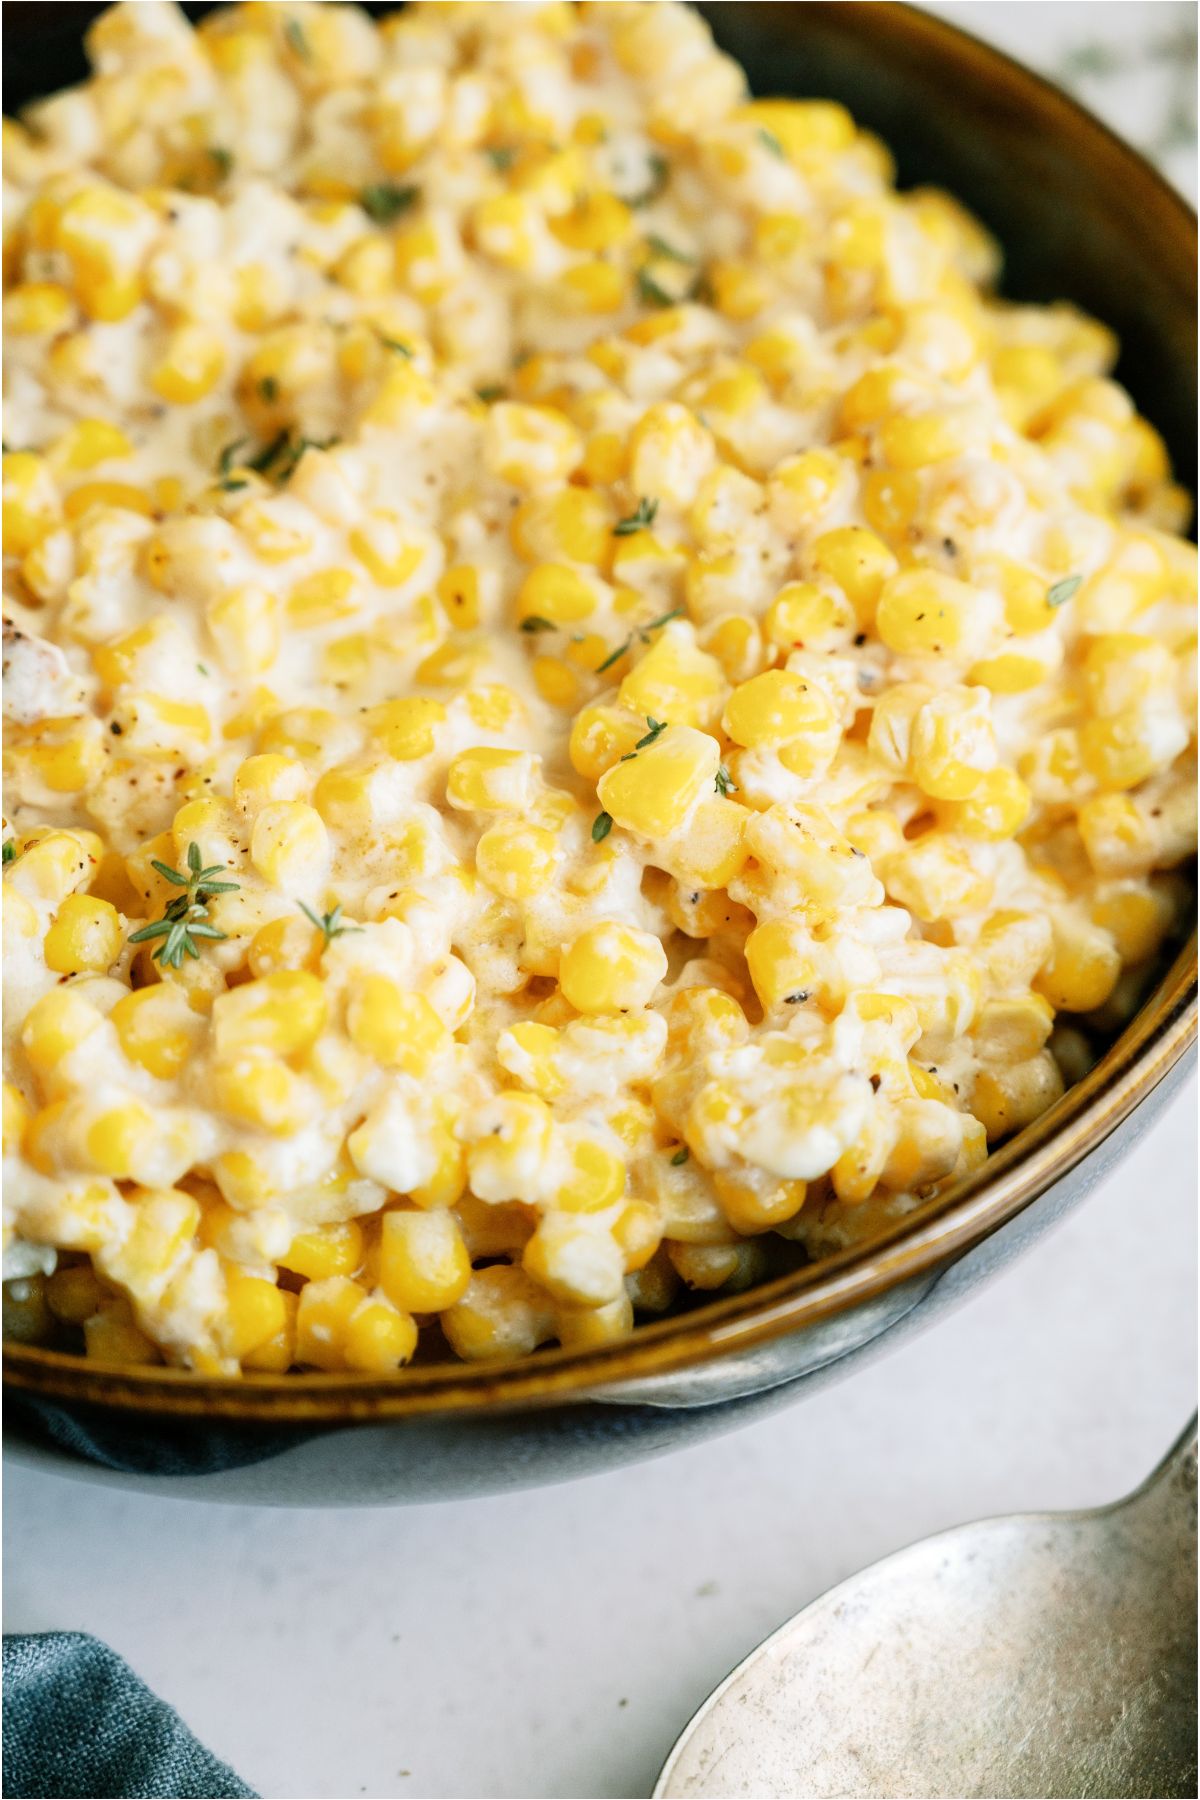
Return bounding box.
[3,1632,256,1799]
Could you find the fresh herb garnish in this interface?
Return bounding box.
[783,990,810,1005]
[217,438,248,477]
[670,1146,689,1166]
[758,127,786,158]
[619,717,668,762]
[258,376,279,402]
[520,616,558,634]
[624,153,669,209]
[284,17,310,59]
[196,663,209,676]
[377,335,413,358]
[1047,574,1082,608]
[127,842,238,969]
[475,385,505,403]
[360,182,419,224]
[714,764,737,797]
[595,607,685,674]
[209,147,234,179]
[298,901,362,946]
[484,145,517,171]
[636,266,676,309]
[591,811,614,843]
[219,478,249,493]
[2,842,15,865]
[645,234,693,265]
[613,496,659,537]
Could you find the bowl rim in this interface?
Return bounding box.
[4,1,1197,1424]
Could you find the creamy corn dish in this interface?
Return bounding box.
[2,1,1195,1378]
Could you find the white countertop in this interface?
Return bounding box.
[4,9,1195,1799]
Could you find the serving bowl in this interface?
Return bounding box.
[4,1,1196,1504]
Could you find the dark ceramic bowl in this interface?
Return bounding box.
[4,2,1196,1503]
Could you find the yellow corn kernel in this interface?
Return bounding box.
[4,451,61,557]
[249,802,329,888]
[559,922,668,1013]
[744,919,818,1009]
[150,325,226,405]
[973,994,1055,1064]
[1035,919,1121,1014]
[211,1052,309,1134]
[511,488,613,566]
[476,822,560,899]
[241,1287,298,1373]
[713,1170,807,1234]
[1091,882,1173,965]
[286,566,359,627]
[496,1021,565,1099]
[212,970,327,1058]
[42,894,121,975]
[441,1265,555,1362]
[20,987,104,1085]
[83,1101,161,1181]
[1081,633,1173,717]
[280,1219,364,1282]
[380,1209,471,1312]
[1079,710,1167,793]
[233,754,309,815]
[952,767,1032,839]
[553,1137,626,1213]
[485,403,582,489]
[597,724,720,838]
[348,515,426,587]
[365,695,446,761]
[346,977,449,1073]
[557,1291,635,1349]
[810,527,898,628]
[628,403,715,509]
[972,1054,1065,1142]
[618,631,725,731]
[516,562,599,625]
[110,984,200,1081]
[968,654,1050,694]
[84,1304,161,1365]
[861,468,920,542]
[446,747,537,813]
[1076,793,1157,878]
[910,688,996,800]
[208,584,280,676]
[723,668,839,756]
[225,1268,288,1360]
[876,569,976,656]
[294,1276,361,1370]
[523,1214,626,1307]
[737,97,856,161]
[765,582,857,653]
[46,1262,106,1324]
[6,281,75,336]
[247,914,324,978]
[437,564,482,631]
[881,405,988,468]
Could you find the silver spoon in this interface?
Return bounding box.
[655,1421,1196,1799]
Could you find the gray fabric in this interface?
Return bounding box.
[3,1633,255,1799]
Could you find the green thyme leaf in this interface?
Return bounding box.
[475,385,506,403]
[624,153,669,209]
[645,234,694,264]
[209,146,234,179]
[758,127,786,158]
[670,1146,689,1166]
[217,437,248,477]
[128,844,238,968]
[591,811,614,843]
[1047,574,1082,608]
[613,496,659,537]
[520,616,558,634]
[2,842,15,865]
[360,183,419,225]
[636,266,676,308]
[298,901,362,946]
[635,716,668,750]
[377,335,413,358]
[714,764,737,797]
[258,375,279,402]
[595,636,634,675]
[284,17,309,59]
[484,145,517,171]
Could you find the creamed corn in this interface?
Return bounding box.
[2,0,1195,1374]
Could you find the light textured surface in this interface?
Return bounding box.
[4,8,1196,1799]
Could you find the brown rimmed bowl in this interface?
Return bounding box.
[4,2,1196,1503]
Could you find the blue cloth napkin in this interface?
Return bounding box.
[3,1632,256,1799]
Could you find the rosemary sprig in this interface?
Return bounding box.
[613,496,659,537]
[298,901,362,946]
[127,842,238,969]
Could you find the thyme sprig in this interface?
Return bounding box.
[595,606,685,675]
[298,901,362,946]
[613,496,659,537]
[127,842,238,969]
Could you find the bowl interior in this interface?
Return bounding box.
[3,1,1196,1419]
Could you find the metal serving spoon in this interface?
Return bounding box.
[655,1421,1197,1799]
